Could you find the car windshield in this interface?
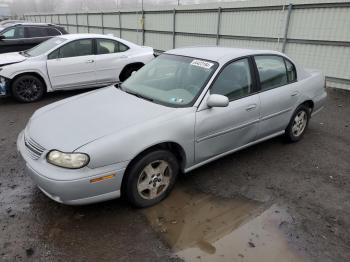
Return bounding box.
[121,54,218,107]
[26,37,66,57]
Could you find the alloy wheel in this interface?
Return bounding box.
[137,160,171,200]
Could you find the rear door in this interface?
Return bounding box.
[0,26,25,53]
[195,57,260,163]
[47,39,97,89]
[253,55,299,139]
[94,38,131,84]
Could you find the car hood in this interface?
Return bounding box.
[27,87,175,152]
[0,52,26,66]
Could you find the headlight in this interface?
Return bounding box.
[47,150,90,169]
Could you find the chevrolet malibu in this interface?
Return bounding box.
[17,47,327,207]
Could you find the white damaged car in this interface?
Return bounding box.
[0,34,154,102]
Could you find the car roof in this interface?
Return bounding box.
[59,33,124,41]
[8,22,62,27]
[165,46,285,64]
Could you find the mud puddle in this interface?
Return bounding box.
[143,187,308,262]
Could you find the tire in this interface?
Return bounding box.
[11,75,45,103]
[119,64,143,82]
[122,150,179,208]
[285,104,311,142]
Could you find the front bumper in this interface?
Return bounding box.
[0,75,10,96]
[17,131,128,205]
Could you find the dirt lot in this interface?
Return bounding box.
[0,88,349,262]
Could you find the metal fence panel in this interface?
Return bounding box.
[104,14,120,28]
[77,14,88,26]
[288,7,350,42]
[219,38,282,51]
[220,9,285,38]
[176,12,217,34]
[77,26,89,33]
[175,34,216,48]
[67,14,76,25]
[285,43,350,80]
[121,30,141,44]
[89,14,102,27]
[59,14,67,24]
[121,13,140,29]
[52,15,59,24]
[104,28,121,38]
[144,13,173,31]
[145,32,173,51]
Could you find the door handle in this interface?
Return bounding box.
[291,91,299,97]
[246,104,257,111]
[86,59,95,63]
[119,55,128,59]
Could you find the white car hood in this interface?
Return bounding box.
[0,52,27,66]
[27,87,175,152]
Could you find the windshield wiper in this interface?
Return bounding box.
[19,50,30,57]
[124,89,154,102]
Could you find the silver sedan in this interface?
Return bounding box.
[17,47,327,207]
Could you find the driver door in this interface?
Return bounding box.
[0,26,25,53]
[47,39,96,90]
[195,57,260,163]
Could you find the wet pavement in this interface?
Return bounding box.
[1,88,350,261]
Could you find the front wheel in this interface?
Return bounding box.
[11,75,45,103]
[123,150,179,208]
[285,105,311,142]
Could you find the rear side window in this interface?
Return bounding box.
[26,26,48,37]
[254,55,288,91]
[211,58,253,101]
[285,59,297,83]
[96,39,129,54]
[46,27,61,36]
[59,39,93,58]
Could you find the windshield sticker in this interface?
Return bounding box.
[170,98,184,103]
[190,60,214,69]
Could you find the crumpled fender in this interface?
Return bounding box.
[0,76,10,96]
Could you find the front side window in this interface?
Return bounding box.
[1,26,24,39]
[96,39,129,54]
[254,55,288,91]
[122,54,218,107]
[27,37,66,57]
[211,58,253,101]
[59,39,93,58]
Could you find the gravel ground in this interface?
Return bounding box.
[0,88,349,261]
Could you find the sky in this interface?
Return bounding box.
[5,0,246,15]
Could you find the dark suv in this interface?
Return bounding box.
[0,23,67,54]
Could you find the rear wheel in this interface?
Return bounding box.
[123,150,179,208]
[11,75,45,103]
[285,104,311,142]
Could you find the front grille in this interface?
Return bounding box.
[24,135,45,160]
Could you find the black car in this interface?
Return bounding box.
[0,23,67,54]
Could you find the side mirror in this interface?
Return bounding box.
[207,94,229,108]
[131,71,137,76]
[0,35,5,40]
